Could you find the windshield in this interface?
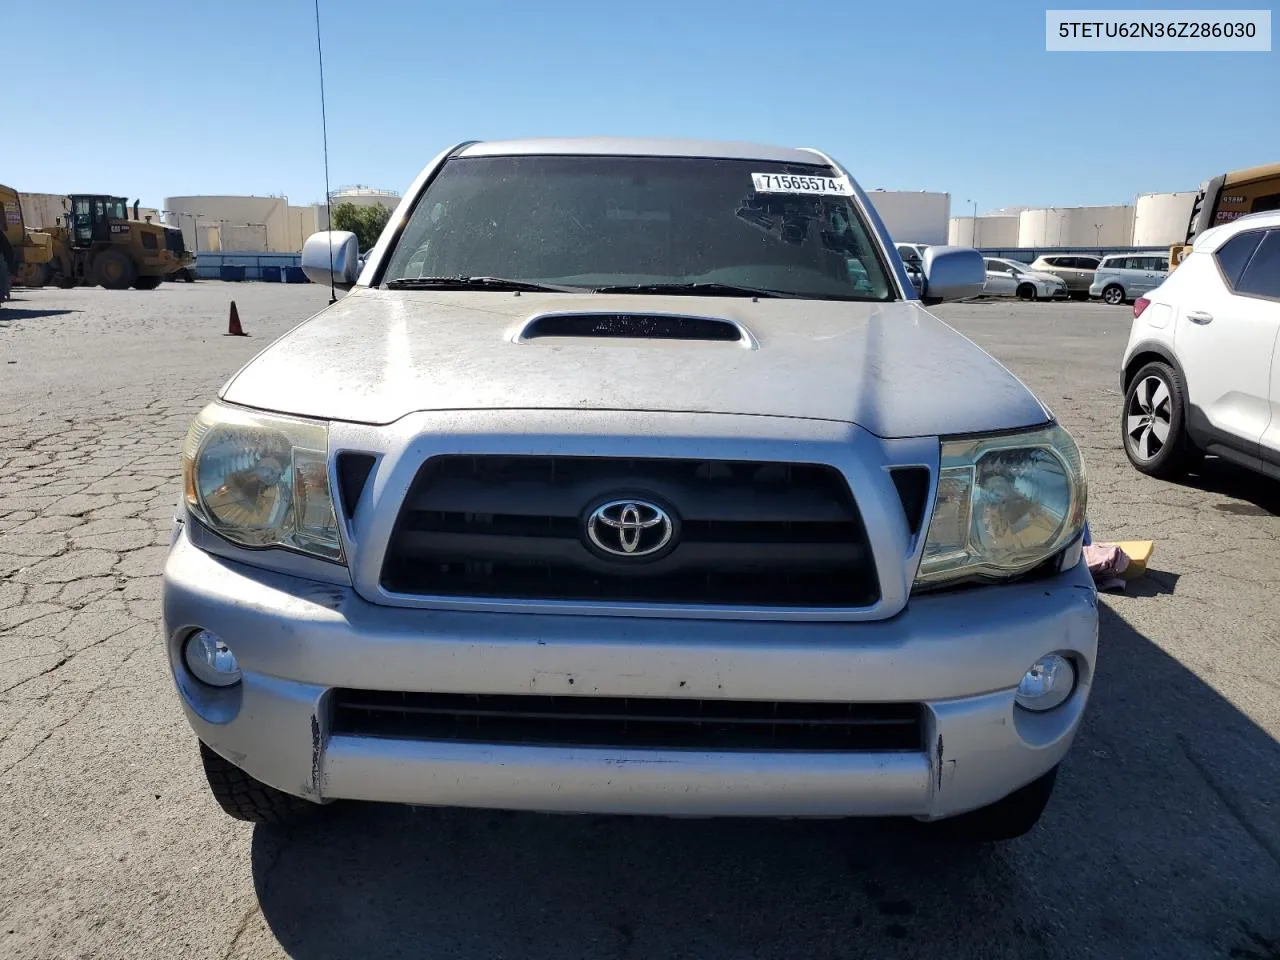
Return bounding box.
[380,155,896,301]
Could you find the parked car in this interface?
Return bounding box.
[1120,210,1280,478]
[1090,253,1169,305]
[1029,254,1102,299]
[982,257,1069,300]
[166,138,1094,843]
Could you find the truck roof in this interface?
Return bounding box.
[455,138,828,166]
[1223,162,1280,187]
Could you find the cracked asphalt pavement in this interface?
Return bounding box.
[1,284,1278,959]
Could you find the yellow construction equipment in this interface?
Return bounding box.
[3,187,196,290]
[46,194,196,289]
[1170,162,1280,268]
[1,183,56,293]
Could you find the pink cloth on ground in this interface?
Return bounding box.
[1084,543,1130,591]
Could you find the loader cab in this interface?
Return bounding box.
[68,195,129,248]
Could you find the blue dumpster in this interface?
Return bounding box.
[284,266,309,284]
[219,264,246,282]
[261,266,282,283]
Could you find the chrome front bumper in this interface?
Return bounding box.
[163,528,1098,820]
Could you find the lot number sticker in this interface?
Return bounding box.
[752,173,853,196]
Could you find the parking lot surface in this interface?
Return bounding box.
[1,283,1277,959]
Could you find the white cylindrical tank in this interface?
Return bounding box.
[1132,192,1197,247]
[1017,206,1135,247]
[865,191,950,244]
[330,185,401,212]
[164,195,290,252]
[949,215,1019,247]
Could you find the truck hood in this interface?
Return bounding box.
[221,288,1050,439]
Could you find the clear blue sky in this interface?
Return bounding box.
[6,0,1277,214]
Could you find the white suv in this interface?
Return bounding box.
[1120,210,1280,478]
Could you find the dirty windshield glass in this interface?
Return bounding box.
[381,155,896,301]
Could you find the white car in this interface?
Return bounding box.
[982,258,1069,301]
[1120,210,1280,478]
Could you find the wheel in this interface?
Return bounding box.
[92,249,136,290]
[1102,284,1126,306]
[132,275,162,290]
[1015,282,1037,301]
[199,741,316,824]
[930,766,1058,842]
[1122,361,1200,477]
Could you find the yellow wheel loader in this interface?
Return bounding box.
[44,195,195,289]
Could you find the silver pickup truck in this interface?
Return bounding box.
[164,138,1094,843]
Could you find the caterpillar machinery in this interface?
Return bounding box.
[1,187,195,290]
[1170,162,1280,269]
[46,195,195,289]
[1,184,56,295]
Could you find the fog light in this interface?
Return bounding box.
[183,630,241,687]
[1015,654,1074,712]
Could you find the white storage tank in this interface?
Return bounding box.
[1132,192,1197,247]
[949,215,1019,247]
[330,185,401,212]
[1017,205,1135,247]
[865,190,950,244]
[163,195,291,252]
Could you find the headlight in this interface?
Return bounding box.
[181,403,342,561]
[915,424,1086,588]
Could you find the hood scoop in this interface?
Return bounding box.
[514,311,755,347]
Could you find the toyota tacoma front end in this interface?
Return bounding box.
[163,138,1095,841]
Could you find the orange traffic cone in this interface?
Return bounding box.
[225,300,248,337]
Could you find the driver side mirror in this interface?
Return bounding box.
[920,246,985,304]
[301,231,360,288]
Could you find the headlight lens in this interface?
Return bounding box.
[182,403,342,561]
[915,424,1086,588]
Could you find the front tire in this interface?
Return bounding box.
[92,249,136,290]
[931,766,1058,842]
[1016,282,1037,301]
[1122,361,1199,477]
[199,742,315,824]
[1102,284,1126,306]
[132,275,162,290]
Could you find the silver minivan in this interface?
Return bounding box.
[1090,253,1170,305]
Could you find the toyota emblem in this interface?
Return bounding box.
[585,499,674,559]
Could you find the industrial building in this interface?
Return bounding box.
[864,190,950,244]
[159,186,401,253]
[162,195,323,253]
[946,192,1198,250]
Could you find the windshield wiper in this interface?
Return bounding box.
[591,281,796,299]
[385,276,585,293]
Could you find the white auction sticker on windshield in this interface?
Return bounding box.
[751,173,854,195]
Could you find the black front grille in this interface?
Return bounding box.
[331,690,924,752]
[380,456,879,607]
